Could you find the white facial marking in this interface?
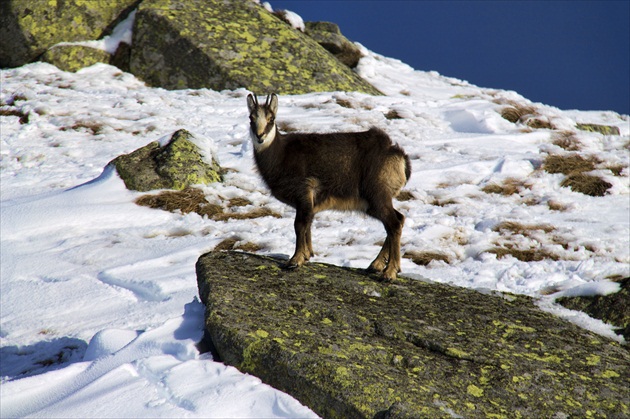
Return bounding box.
[251,123,276,152]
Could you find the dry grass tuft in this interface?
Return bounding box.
[543,154,598,175]
[395,190,415,201]
[525,118,553,130]
[607,164,625,177]
[500,105,537,123]
[482,177,525,196]
[487,247,560,262]
[136,187,222,217]
[136,188,281,220]
[403,251,451,266]
[560,173,612,197]
[487,221,563,261]
[543,153,612,196]
[0,108,29,124]
[214,207,281,221]
[214,237,262,252]
[384,109,404,120]
[552,131,582,151]
[547,199,570,212]
[492,221,555,235]
[335,98,355,109]
[430,197,459,207]
[500,103,557,130]
[228,197,252,207]
[60,121,105,135]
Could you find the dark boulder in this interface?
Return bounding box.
[111,129,222,192]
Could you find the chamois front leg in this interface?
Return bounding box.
[286,206,314,269]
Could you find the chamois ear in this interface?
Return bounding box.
[247,93,257,114]
[269,93,278,115]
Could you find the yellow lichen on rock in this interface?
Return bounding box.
[130,0,380,94]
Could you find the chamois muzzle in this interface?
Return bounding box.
[247,93,277,146]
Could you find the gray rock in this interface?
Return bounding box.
[129,0,380,95]
[305,21,363,68]
[111,129,222,192]
[0,0,138,68]
[196,251,630,419]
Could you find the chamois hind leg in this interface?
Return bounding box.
[367,235,390,274]
[286,205,314,269]
[367,199,404,281]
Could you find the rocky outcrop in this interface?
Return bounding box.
[111,129,222,191]
[0,0,138,68]
[558,277,629,341]
[129,0,380,94]
[1,0,379,95]
[305,21,363,68]
[196,251,629,419]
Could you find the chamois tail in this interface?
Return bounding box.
[381,144,411,198]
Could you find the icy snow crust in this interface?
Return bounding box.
[1,51,628,416]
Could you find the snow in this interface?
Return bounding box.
[52,11,136,54]
[278,10,305,32]
[2,15,629,418]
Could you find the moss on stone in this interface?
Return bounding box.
[41,44,113,72]
[576,123,621,136]
[130,0,380,95]
[112,129,222,191]
[0,0,138,67]
[196,251,629,418]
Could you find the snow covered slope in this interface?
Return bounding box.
[1,46,628,416]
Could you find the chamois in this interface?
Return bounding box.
[247,93,411,281]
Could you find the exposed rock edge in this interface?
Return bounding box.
[196,251,629,419]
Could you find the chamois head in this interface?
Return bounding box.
[247,93,278,151]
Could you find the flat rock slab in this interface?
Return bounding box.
[196,251,629,418]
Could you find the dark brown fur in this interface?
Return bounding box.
[247,93,411,280]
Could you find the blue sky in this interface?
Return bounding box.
[271,1,629,115]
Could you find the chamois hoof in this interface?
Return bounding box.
[379,273,396,283]
[366,265,383,275]
[283,262,300,270]
[367,260,387,274]
[380,266,400,282]
[284,256,307,270]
